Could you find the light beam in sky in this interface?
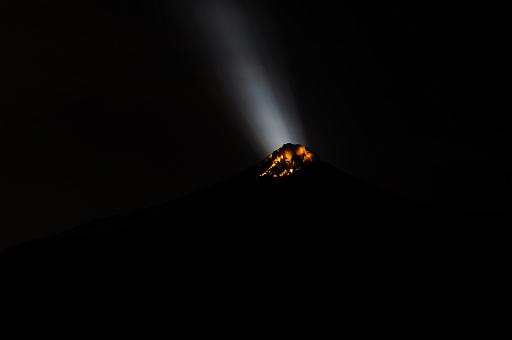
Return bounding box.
[193,0,306,154]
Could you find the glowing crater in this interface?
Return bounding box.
[259,143,317,178]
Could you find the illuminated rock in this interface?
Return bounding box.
[259,143,317,178]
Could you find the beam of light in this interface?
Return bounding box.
[193,0,306,154]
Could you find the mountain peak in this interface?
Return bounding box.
[259,143,317,178]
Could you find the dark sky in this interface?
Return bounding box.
[1,0,509,248]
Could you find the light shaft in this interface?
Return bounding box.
[194,0,306,154]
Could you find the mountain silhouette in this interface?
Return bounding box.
[0,145,490,267]
[1,145,504,326]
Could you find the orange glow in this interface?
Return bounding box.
[259,144,316,178]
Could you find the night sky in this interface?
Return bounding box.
[2,0,509,248]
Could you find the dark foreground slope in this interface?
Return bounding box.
[1,161,507,329]
[1,160,440,268]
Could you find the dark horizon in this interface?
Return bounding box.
[2,0,509,249]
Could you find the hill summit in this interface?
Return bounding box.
[259,143,317,178]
